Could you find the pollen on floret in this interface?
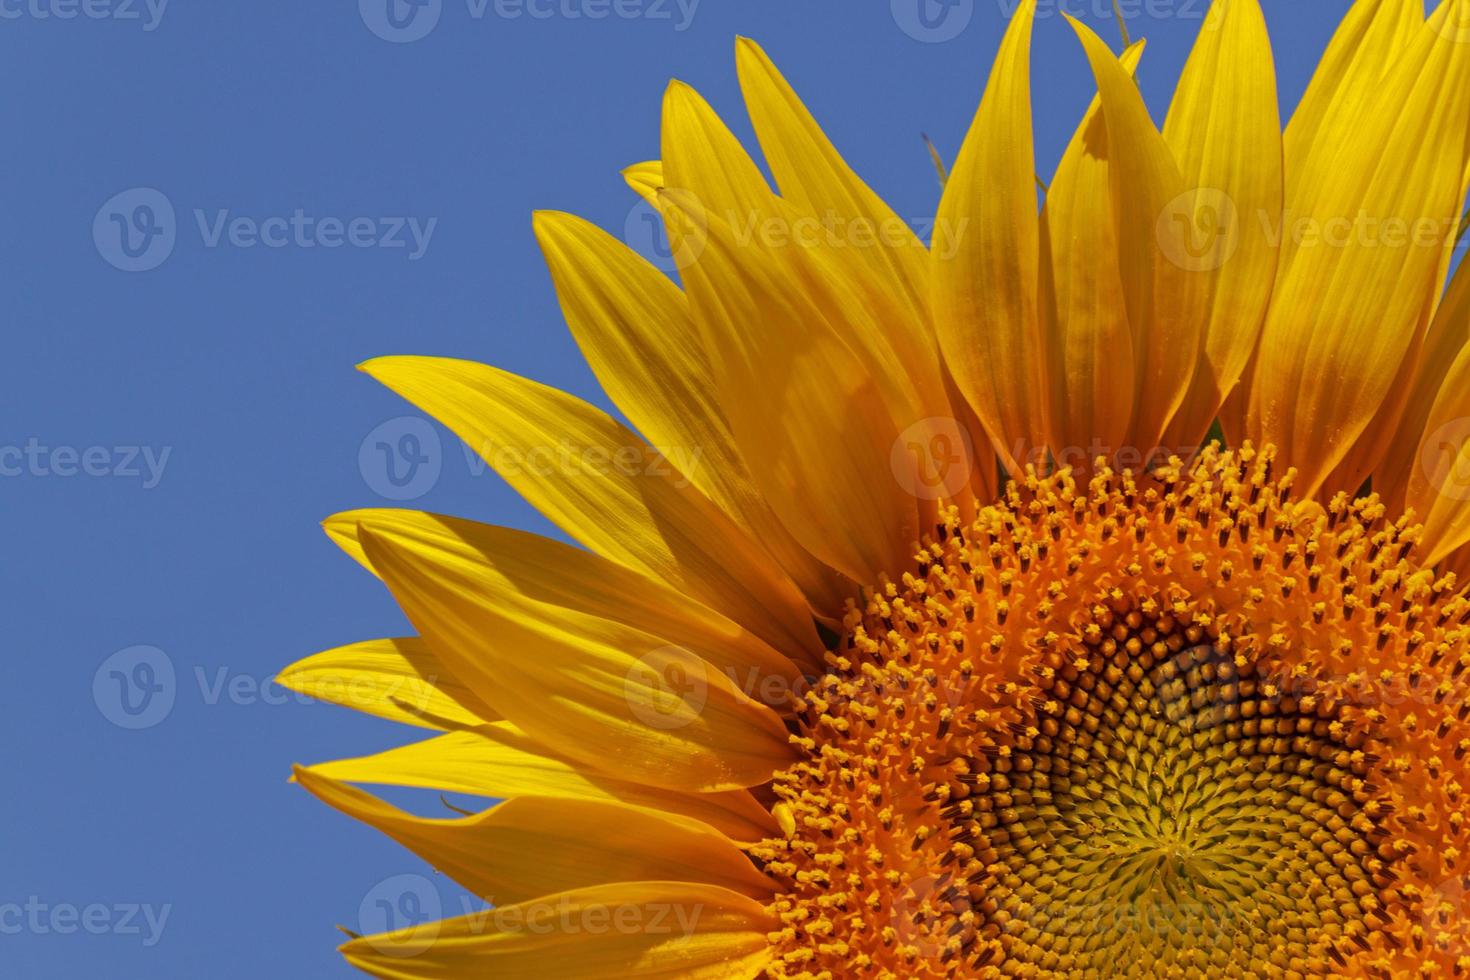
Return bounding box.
[750,446,1470,978]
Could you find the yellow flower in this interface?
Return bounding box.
[280,0,1470,975]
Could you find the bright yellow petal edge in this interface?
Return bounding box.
[281,1,1470,975]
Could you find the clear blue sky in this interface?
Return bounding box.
[0,1,1449,977]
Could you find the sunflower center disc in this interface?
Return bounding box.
[750,448,1449,979]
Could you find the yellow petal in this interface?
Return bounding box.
[665,195,923,584]
[296,768,775,904]
[662,80,983,531]
[325,509,809,690]
[1157,0,1283,452]
[1068,15,1199,455]
[933,0,1043,473]
[733,37,933,350]
[1039,40,1144,467]
[356,520,796,793]
[340,882,775,979]
[276,637,496,731]
[531,209,854,618]
[622,160,664,205]
[358,356,822,664]
[1402,263,1470,566]
[1248,9,1470,496]
[301,723,778,844]
[1284,0,1423,204]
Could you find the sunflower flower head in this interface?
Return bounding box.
[283,0,1470,976]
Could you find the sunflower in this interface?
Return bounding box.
[279,0,1470,975]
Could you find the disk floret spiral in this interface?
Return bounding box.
[755,446,1470,977]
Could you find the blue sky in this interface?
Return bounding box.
[0,1,1452,976]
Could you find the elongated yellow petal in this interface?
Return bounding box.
[1068,16,1199,455]
[1040,41,1144,467]
[296,768,775,904]
[622,160,664,205]
[276,637,496,731]
[1284,0,1423,203]
[661,80,970,570]
[1157,0,1283,452]
[1248,9,1470,496]
[733,36,931,336]
[326,509,808,689]
[531,210,854,618]
[358,356,822,663]
[1375,266,1470,513]
[340,882,775,979]
[300,723,778,843]
[356,521,796,793]
[933,0,1042,472]
[1403,264,1470,566]
[666,197,922,584]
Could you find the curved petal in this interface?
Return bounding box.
[1157,0,1283,453]
[356,520,796,793]
[1403,265,1470,567]
[622,160,664,205]
[531,210,854,617]
[1068,15,1199,456]
[299,723,779,844]
[358,356,822,664]
[932,0,1043,472]
[339,882,775,980]
[1379,261,1470,512]
[1039,41,1144,468]
[276,637,497,731]
[325,509,810,690]
[296,768,775,904]
[1248,11,1470,496]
